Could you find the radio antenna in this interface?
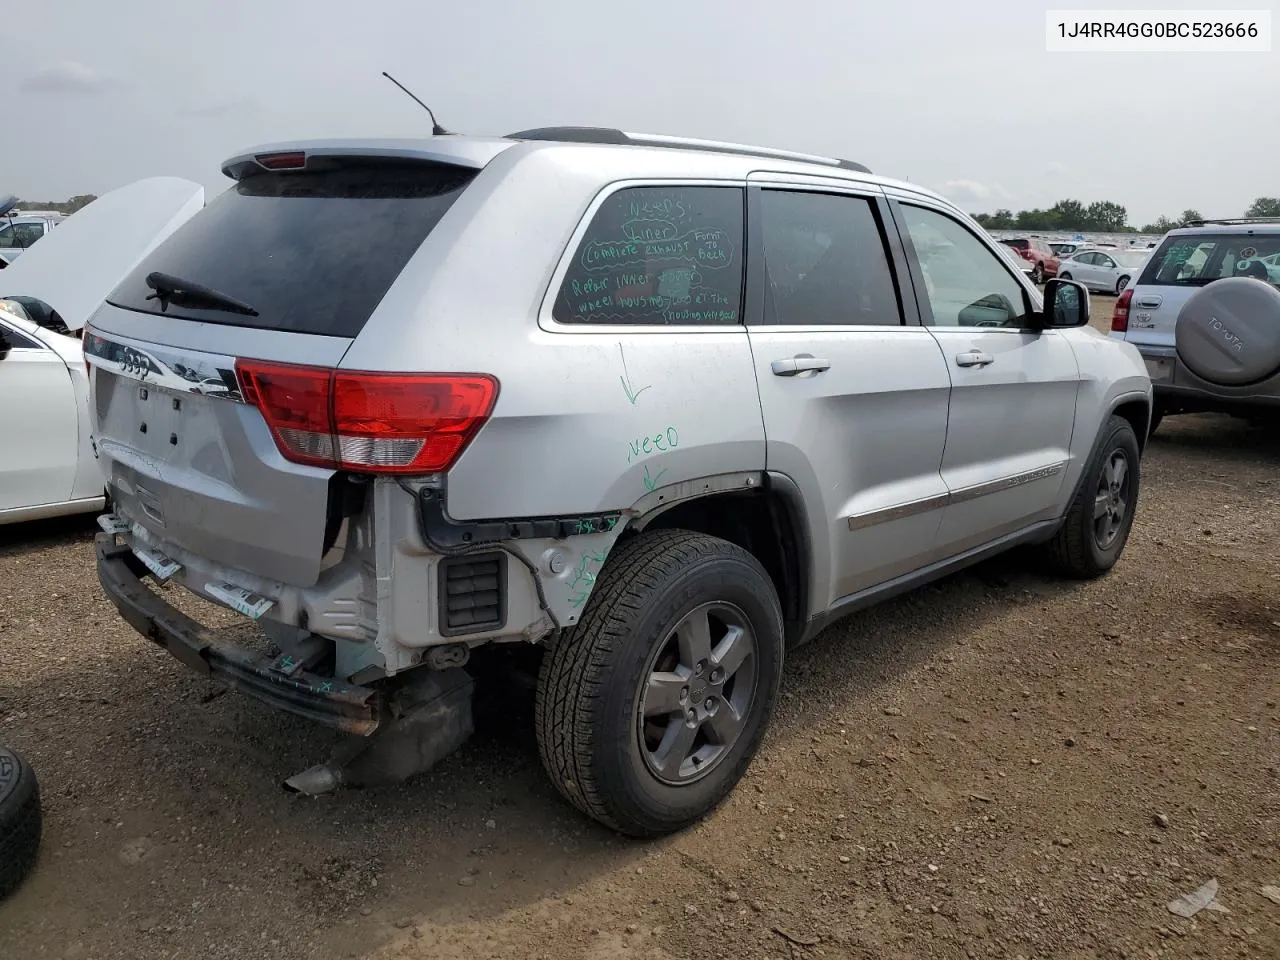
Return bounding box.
[381,71,449,136]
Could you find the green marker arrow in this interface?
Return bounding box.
[643,463,668,493]
[618,343,651,405]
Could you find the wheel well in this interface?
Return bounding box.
[1113,398,1152,452]
[634,489,806,631]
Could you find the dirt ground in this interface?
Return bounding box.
[1,296,1277,960]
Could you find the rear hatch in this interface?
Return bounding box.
[86,152,484,588]
[1125,230,1280,350]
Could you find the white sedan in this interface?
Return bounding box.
[0,177,204,525]
[1056,248,1150,295]
[0,303,104,523]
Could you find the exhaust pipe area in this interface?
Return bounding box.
[282,667,476,795]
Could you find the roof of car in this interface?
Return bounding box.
[219,130,953,209]
[1168,218,1280,235]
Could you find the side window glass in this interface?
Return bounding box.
[899,205,1029,329]
[0,324,42,349]
[1080,253,1100,265]
[758,190,902,326]
[553,186,744,326]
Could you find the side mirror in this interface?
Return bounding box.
[1039,277,1090,328]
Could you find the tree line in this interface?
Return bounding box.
[12,195,98,215]
[971,197,1280,235]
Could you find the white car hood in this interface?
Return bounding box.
[0,176,204,331]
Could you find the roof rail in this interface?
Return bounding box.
[505,126,871,174]
[1183,217,1280,227]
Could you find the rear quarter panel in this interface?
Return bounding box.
[341,145,768,523]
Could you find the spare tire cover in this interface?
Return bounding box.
[1175,277,1280,386]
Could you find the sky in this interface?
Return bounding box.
[4,0,1276,227]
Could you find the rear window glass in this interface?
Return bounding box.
[1138,232,1280,287]
[553,185,745,325]
[1002,239,1029,250]
[106,161,477,337]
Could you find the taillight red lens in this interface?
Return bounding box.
[1111,288,1133,333]
[256,151,307,170]
[236,361,335,467]
[235,359,498,474]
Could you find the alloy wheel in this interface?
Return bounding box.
[637,602,759,785]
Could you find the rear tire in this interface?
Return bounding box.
[1059,271,1073,281]
[0,746,42,899]
[535,529,784,838]
[1031,263,1044,284]
[1041,415,1141,580]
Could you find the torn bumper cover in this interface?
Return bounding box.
[95,534,380,735]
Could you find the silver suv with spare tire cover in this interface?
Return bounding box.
[1111,218,1280,432]
[83,128,1152,837]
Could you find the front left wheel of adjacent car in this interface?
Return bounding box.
[1031,263,1045,284]
[1116,275,1130,295]
[1041,414,1141,579]
[535,529,785,838]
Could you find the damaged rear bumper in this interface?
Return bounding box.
[95,533,381,734]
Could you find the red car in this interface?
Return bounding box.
[998,237,1059,283]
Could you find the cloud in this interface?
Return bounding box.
[1043,161,1069,178]
[940,179,1014,206]
[182,97,258,119]
[19,61,109,95]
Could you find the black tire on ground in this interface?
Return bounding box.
[1059,271,1072,281]
[535,529,785,838]
[1116,275,1130,295]
[1041,414,1141,580]
[1031,263,1044,284]
[0,746,42,899]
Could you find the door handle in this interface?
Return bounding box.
[955,351,994,368]
[771,356,831,377]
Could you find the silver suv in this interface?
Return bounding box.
[84,128,1152,837]
[1112,217,1280,432]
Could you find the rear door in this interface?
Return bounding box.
[0,314,78,512]
[888,197,1081,555]
[745,175,952,607]
[85,158,480,587]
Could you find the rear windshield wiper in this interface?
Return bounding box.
[145,271,259,317]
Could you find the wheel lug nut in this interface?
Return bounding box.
[704,698,714,710]
[694,661,705,677]
[686,709,697,724]
[680,686,689,702]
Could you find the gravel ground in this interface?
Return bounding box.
[1,297,1277,959]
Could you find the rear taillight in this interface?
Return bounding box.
[235,360,498,474]
[1111,288,1132,333]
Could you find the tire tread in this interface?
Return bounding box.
[534,529,778,836]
